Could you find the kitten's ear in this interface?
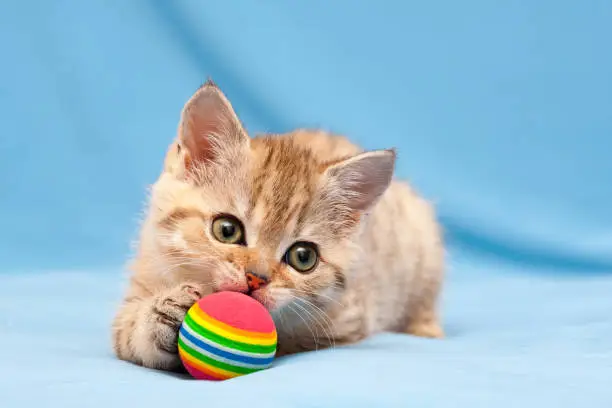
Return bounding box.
[321,149,396,212]
[177,80,248,172]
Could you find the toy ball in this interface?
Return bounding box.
[178,291,277,380]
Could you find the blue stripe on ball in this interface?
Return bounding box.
[179,325,276,367]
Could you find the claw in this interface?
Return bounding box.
[182,285,202,299]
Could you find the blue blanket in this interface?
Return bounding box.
[1,258,611,407]
[1,1,611,407]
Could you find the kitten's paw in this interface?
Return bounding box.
[150,284,203,354]
[405,319,444,339]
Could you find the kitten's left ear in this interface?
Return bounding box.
[321,149,396,212]
[177,79,249,173]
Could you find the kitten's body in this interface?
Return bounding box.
[112,82,444,371]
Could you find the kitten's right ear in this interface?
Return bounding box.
[176,79,249,175]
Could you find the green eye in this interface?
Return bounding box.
[285,242,319,273]
[211,215,245,245]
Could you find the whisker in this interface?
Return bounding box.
[287,303,319,350]
[289,288,343,306]
[284,291,337,351]
[294,297,337,350]
[291,300,329,350]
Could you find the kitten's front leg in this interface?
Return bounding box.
[112,283,205,371]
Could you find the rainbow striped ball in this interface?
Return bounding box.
[178,291,277,380]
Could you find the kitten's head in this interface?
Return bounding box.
[145,80,395,314]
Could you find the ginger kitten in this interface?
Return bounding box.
[112,80,445,371]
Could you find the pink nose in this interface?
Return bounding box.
[246,272,268,291]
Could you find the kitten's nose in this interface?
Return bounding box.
[245,271,268,291]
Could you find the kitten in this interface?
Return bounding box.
[112,80,445,371]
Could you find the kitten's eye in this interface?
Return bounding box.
[211,215,245,245]
[284,242,319,273]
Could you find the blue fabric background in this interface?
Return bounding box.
[0,1,610,407]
